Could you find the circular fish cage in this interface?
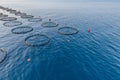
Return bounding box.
[0,13,3,15]
[1,7,6,10]
[28,18,42,22]
[15,12,26,16]
[7,9,14,12]
[3,21,22,27]
[3,8,8,10]
[58,27,79,35]
[21,15,34,19]
[0,6,3,9]
[0,17,17,21]
[0,15,8,20]
[6,9,12,12]
[0,14,8,18]
[41,19,58,28]
[9,10,17,14]
[25,34,50,47]
[11,26,33,34]
[0,48,7,64]
[4,8,8,10]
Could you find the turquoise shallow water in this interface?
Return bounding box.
[0,2,120,80]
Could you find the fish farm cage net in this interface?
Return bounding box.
[0,7,8,10]
[0,48,7,64]
[0,6,9,11]
[0,17,17,21]
[6,9,12,11]
[0,13,3,15]
[11,26,33,34]
[21,15,34,19]
[9,10,17,14]
[0,6,4,9]
[41,21,58,27]
[15,12,27,16]
[25,34,50,47]
[28,18,42,22]
[3,21,22,27]
[58,27,79,35]
[0,14,8,18]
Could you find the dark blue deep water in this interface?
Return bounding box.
[0,2,120,80]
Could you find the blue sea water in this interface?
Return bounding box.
[0,2,120,80]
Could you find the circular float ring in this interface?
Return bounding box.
[9,10,17,14]
[3,21,22,27]
[28,18,42,22]
[15,12,26,16]
[41,21,58,28]
[58,27,79,35]
[6,9,12,11]
[0,13,3,15]
[25,34,50,47]
[0,14,8,17]
[21,15,34,19]
[11,26,33,34]
[0,17,17,21]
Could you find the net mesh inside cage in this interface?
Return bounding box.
[25,34,50,47]
[41,21,58,27]
[11,26,33,34]
[0,48,7,64]
[58,27,79,35]
[0,17,17,21]
[21,15,34,19]
[28,18,42,22]
[3,21,22,27]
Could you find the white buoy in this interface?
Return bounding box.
[67,40,70,42]
[27,58,31,62]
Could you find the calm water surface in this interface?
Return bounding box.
[0,2,120,80]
